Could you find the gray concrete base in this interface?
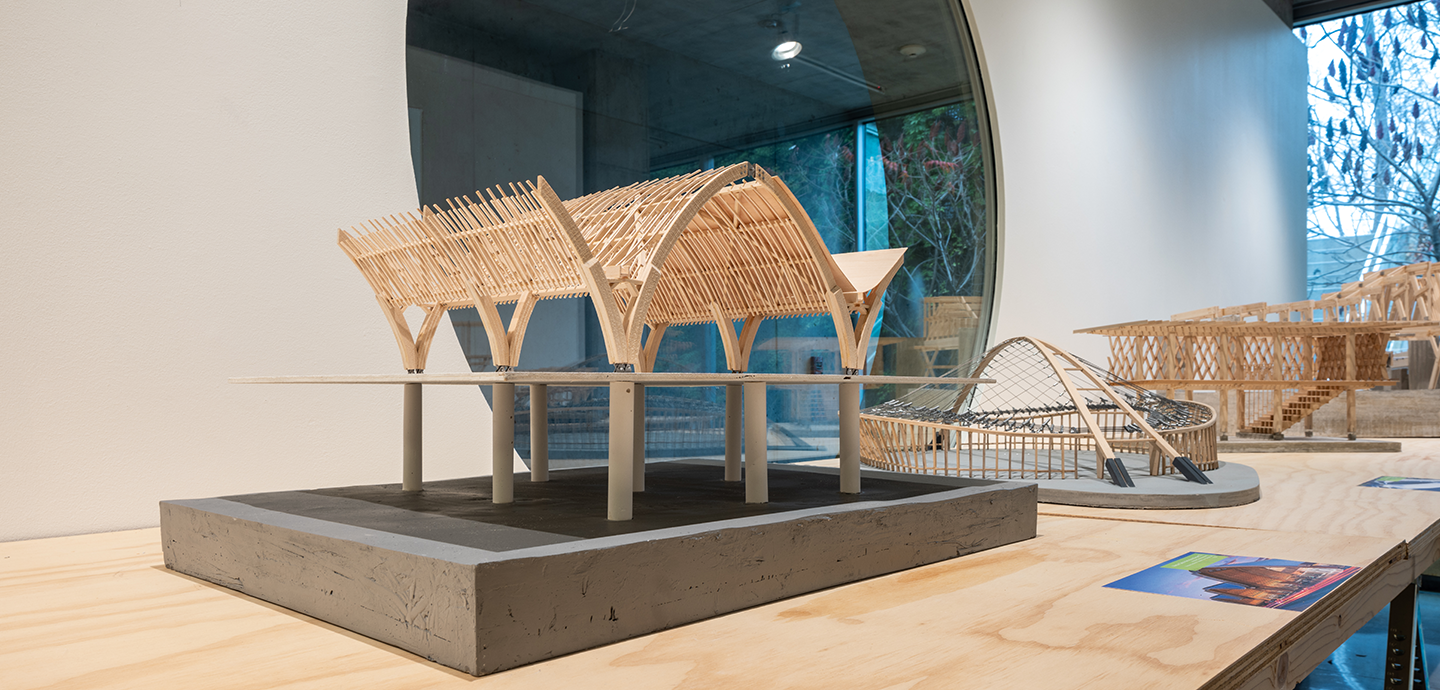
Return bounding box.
[160,460,1036,676]
[1218,435,1402,453]
[1033,461,1261,509]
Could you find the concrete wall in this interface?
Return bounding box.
[0,1,514,542]
[968,0,1308,359]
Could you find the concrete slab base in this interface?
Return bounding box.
[160,460,1037,676]
[1033,461,1261,509]
[1218,436,1402,454]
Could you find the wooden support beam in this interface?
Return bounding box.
[744,382,768,504]
[633,383,645,492]
[530,384,548,482]
[725,384,742,481]
[402,382,421,492]
[839,381,861,494]
[1346,333,1358,440]
[492,383,515,504]
[608,381,635,520]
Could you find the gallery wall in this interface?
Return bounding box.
[0,1,518,542]
[967,0,1308,359]
[0,0,1307,540]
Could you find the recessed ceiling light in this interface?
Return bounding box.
[772,40,803,61]
[898,44,927,59]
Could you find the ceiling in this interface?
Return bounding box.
[407,0,976,167]
[1290,0,1421,26]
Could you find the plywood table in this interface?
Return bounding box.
[0,515,1412,689]
[231,372,989,521]
[1038,439,1440,687]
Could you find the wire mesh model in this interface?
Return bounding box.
[859,337,1217,481]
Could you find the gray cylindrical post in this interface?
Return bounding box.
[839,381,860,494]
[531,384,548,482]
[725,383,742,481]
[633,383,646,492]
[492,383,515,503]
[744,381,768,504]
[608,381,635,520]
[402,382,422,492]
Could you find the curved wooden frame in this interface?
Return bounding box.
[339,163,908,374]
[858,337,1218,481]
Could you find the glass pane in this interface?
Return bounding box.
[1299,4,1440,298]
[407,0,996,466]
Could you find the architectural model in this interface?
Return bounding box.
[337,162,907,376]
[859,336,1217,484]
[1081,261,1440,439]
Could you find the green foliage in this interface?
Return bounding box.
[876,104,989,338]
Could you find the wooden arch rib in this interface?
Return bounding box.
[611,164,862,371]
[340,162,909,374]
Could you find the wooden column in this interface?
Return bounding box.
[1217,389,1230,441]
[1270,336,1285,440]
[1216,335,1232,441]
[492,383,515,504]
[530,384,548,482]
[744,381,768,504]
[402,382,422,492]
[838,381,861,494]
[633,383,646,492]
[724,384,742,481]
[1346,333,1358,440]
[608,381,635,520]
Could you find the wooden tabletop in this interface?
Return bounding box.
[3,442,1438,689]
[1040,441,1440,579]
[229,372,992,387]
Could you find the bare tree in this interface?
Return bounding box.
[1304,3,1440,295]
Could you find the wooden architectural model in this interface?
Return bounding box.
[338,162,907,376]
[859,336,1217,482]
[1080,262,1440,439]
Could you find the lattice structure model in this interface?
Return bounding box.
[1080,322,1406,441]
[858,337,1217,481]
[337,162,907,375]
[1173,261,1440,389]
[914,295,984,376]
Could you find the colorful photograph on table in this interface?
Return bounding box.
[1359,476,1440,492]
[1104,552,1360,612]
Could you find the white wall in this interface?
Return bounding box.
[0,1,514,542]
[968,0,1308,359]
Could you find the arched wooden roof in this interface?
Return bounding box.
[339,162,907,373]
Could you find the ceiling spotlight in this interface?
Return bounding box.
[899,44,927,59]
[772,40,803,61]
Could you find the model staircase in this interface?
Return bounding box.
[1245,385,1344,435]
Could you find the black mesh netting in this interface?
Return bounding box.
[864,338,1211,433]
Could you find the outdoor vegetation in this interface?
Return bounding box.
[1302,1,1440,295]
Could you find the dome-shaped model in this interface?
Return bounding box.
[859,336,1217,480]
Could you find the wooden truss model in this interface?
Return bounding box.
[1171,261,1440,389]
[859,337,1217,482]
[338,162,907,375]
[1078,263,1440,440]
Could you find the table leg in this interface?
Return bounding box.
[531,383,548,482]
[403,382,422,492]
[492,383,514,504]
[633,383,645,492]
[608,381,635,520]
[839,381,860,494]
[1384,579,1421,689]
[725,384,742,481]
[744,381,767,504]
